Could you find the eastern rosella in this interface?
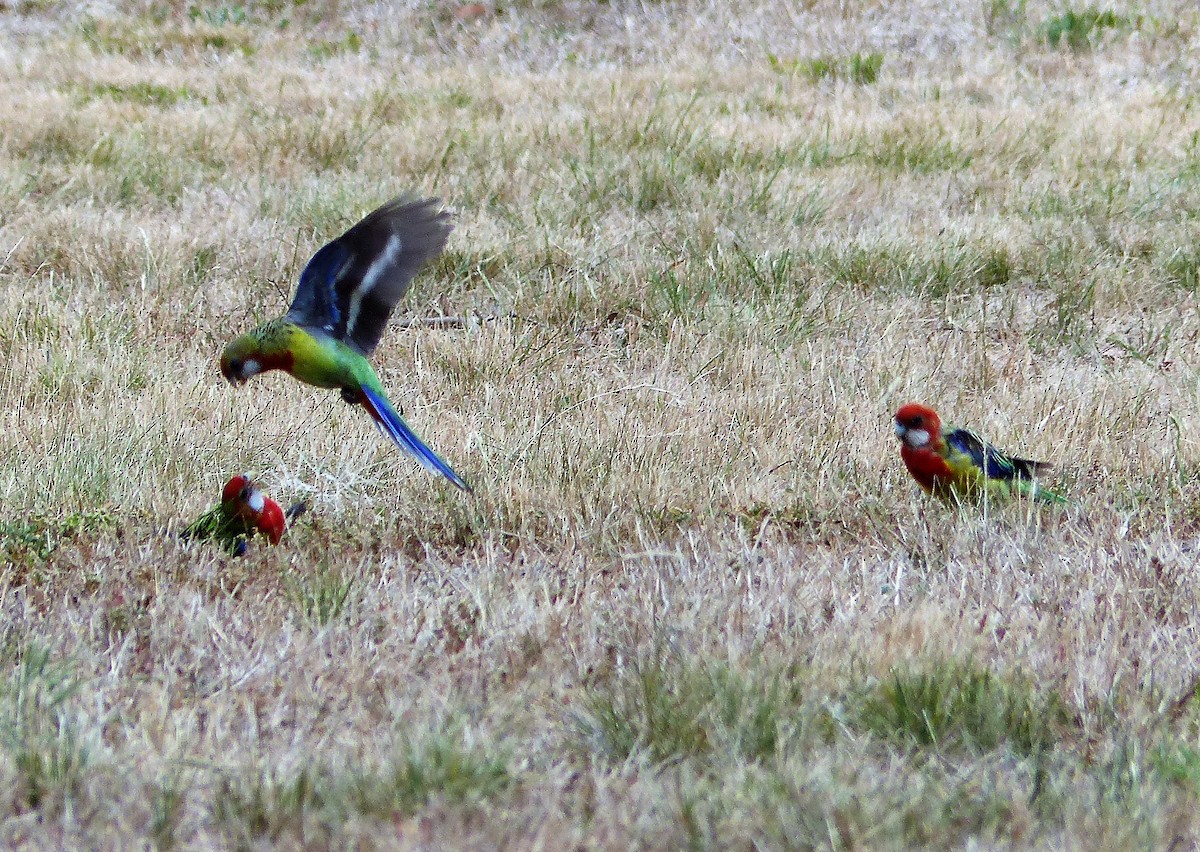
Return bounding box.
[893,403,1066,504]
[182,473,298,556]
[220,196,471,492]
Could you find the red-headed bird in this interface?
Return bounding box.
[183,473,303,555]
[230,478,287,546]
[893,403,1066,505]
[220,197,471,492]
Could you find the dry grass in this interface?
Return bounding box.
[2,0,1200,846]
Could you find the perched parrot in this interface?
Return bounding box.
[220,196,471,492]
[182,474,304,556]
[892,403,1066,505]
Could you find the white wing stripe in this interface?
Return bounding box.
[346,234,402,339]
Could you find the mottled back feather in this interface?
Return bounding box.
[944,427,1051,482]
[285,197,453,356]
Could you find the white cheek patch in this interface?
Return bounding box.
[247,490,265,514]
[904,428,931,448]
[242,359,260,378]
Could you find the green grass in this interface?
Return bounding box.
[213,765,326,846]
[1159,246,1200,292]
[574,648,819,765]
[769,51,885,85]
[149,773,188,849]
[0,512,118,566]
[78,15,257,58]
[1043,8,1127,51]
[214,731,511,845]
[986,2,1130,50]
[307,30,363,61]
[984,0,1029,41]
[575,650,714,762]
[812,241,1014,298]
[71,81,204,108]
[851,659,1072,756]
[283,562,356,625]
[0,644,90,813]
[353,731,512,813]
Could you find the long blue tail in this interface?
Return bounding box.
[359,384,472,493]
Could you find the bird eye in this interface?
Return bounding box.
[228,358,242,375]
[911,416,922,426]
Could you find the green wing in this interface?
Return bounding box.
[181,503,253,555]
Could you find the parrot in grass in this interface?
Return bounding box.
[182,474,305,556]
[220,196,471,492]
[892,403,1067,505]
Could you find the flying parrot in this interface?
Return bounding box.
[220,196,471,492]
[182,473,303,555]
[892,403,1066,505]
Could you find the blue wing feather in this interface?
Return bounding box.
[359,384,472,492]
[290,242,351,332]
[945,427,1046,481]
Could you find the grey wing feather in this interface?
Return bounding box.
[285,196,453,355]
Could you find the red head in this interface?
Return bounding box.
[221,474,252,505]
[230,478,287,546]
[893,403,943,450]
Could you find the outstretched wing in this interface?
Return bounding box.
[944,427,1051,482]
[285,197,453,356]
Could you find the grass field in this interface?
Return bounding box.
[2,0,1200,846]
